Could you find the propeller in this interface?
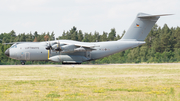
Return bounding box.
[46,41,52,50]
[55,40,61,53]
[46,40,53,57]
[58,40,61,55]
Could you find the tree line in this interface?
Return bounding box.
[0,24,180,64]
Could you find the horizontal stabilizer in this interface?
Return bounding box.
[138,14,173,18]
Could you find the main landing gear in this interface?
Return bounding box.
[62,62,81,65]
[20,60,26,65]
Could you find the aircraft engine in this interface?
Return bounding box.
[74,47,87,52]
[61,45,91,53]
[47,43,91,53]
[45,42,57,50]
[51,44,63,51]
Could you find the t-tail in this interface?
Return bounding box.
[121,13,173,41]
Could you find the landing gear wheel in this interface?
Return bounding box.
[21,62,25,65]
[20,60,26,65]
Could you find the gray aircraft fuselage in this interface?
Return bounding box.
[6,40,145,62]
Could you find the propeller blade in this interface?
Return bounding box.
[58,40,60,54]
[54,40,61,51]
[50,49,51,55]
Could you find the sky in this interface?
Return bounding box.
[0,0,179,38]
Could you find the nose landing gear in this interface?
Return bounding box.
[20,60,26,65]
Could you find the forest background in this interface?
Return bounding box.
[0,24,180,65]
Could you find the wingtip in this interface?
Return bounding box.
[160,14,174,16]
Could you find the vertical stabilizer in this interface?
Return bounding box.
[121,13,172,41]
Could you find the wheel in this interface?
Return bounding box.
[21,62,25,65]
[20,60,26,65]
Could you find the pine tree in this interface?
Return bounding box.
[108,28,116,41]
[78,30,83,41]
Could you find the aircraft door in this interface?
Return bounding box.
[25,52,30,60]
[86,51,91,59]
[19,52,25,60]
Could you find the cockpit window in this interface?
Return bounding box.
[10,45,17,48]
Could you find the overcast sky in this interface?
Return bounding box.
[0,0,179,38]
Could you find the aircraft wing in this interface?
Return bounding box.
[50,41,100,53]
[73,43,100,48]
[59,41,100,48]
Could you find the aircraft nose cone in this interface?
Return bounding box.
[5,49,10,57]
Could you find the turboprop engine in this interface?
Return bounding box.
[60,44,76,53]
[46,42,90,53]
[61,45,90,53]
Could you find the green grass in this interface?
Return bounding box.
[46,91,60,98]
[0,64,180,101]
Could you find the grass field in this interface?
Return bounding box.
[0,64,180,101]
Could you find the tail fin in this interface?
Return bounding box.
[121,13,173,41]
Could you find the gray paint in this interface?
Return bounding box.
[121,13,159,41]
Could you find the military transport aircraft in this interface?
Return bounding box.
[4,13,172,65]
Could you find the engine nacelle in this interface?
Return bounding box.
[74,47,86,52]
[51,44,92,53]
[61,44,76,53]
[51,44,64,51]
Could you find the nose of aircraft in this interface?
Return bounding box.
[5,48,10,57]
